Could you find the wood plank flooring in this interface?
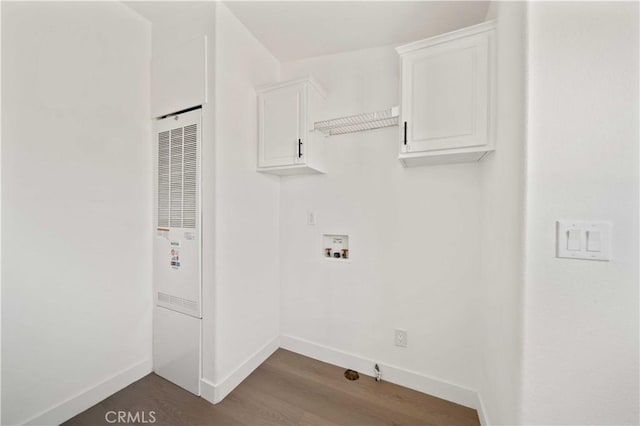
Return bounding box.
[65,349,479,426]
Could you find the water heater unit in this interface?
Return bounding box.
[153,108,202,395]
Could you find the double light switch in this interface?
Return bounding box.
[557,221,611,261]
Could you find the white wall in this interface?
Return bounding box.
[1,2,152,424]
[478,2,526,424]
[212,3,281,389]
[279,47,482,396]
[523,2,639,424]
[1,2,4,422]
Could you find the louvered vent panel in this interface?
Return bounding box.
[182,124,197,229]
[157,121,198,230]
[158,292,198,312]
[157,131,170,227]
[170,128,184,228]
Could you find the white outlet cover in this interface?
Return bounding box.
[557,220,611,261]
[307,211,316,226]
[395,329,407,348]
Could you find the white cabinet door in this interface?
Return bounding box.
[258,84,305,168]
[400,28,491,155]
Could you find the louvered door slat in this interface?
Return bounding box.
[170,127,184,228]
[157,131,171,227]
[157,121,198,230]
[182,124,197,229]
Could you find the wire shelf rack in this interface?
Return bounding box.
[314,106,399,136]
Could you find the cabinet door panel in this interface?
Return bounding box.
[259,85,302,168]
[402,33,488,153]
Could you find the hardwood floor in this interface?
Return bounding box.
[65,349,480,426]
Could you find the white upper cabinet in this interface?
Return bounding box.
[257,77,326,175]
[397,21,495,167]
[259,83,303,168]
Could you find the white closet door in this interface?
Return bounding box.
[401,32,489,153]
[258,84,305,168]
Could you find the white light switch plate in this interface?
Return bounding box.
[557,220,611,261]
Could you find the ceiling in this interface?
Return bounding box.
[223,1,491,62]
[125,1,214,25]
[125,1,491,63]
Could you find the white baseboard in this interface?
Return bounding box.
[11,335,489,424]
[280,334,479,410]
[22,359,152,426]
[476,391,490,426]
[200,335,280,405]
[200,378,216,405]
[18,335,487,424]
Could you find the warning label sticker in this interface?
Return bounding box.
[170,242,181,269]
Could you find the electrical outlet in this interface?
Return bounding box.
[395,329,407,348]
[307,211,316,226]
